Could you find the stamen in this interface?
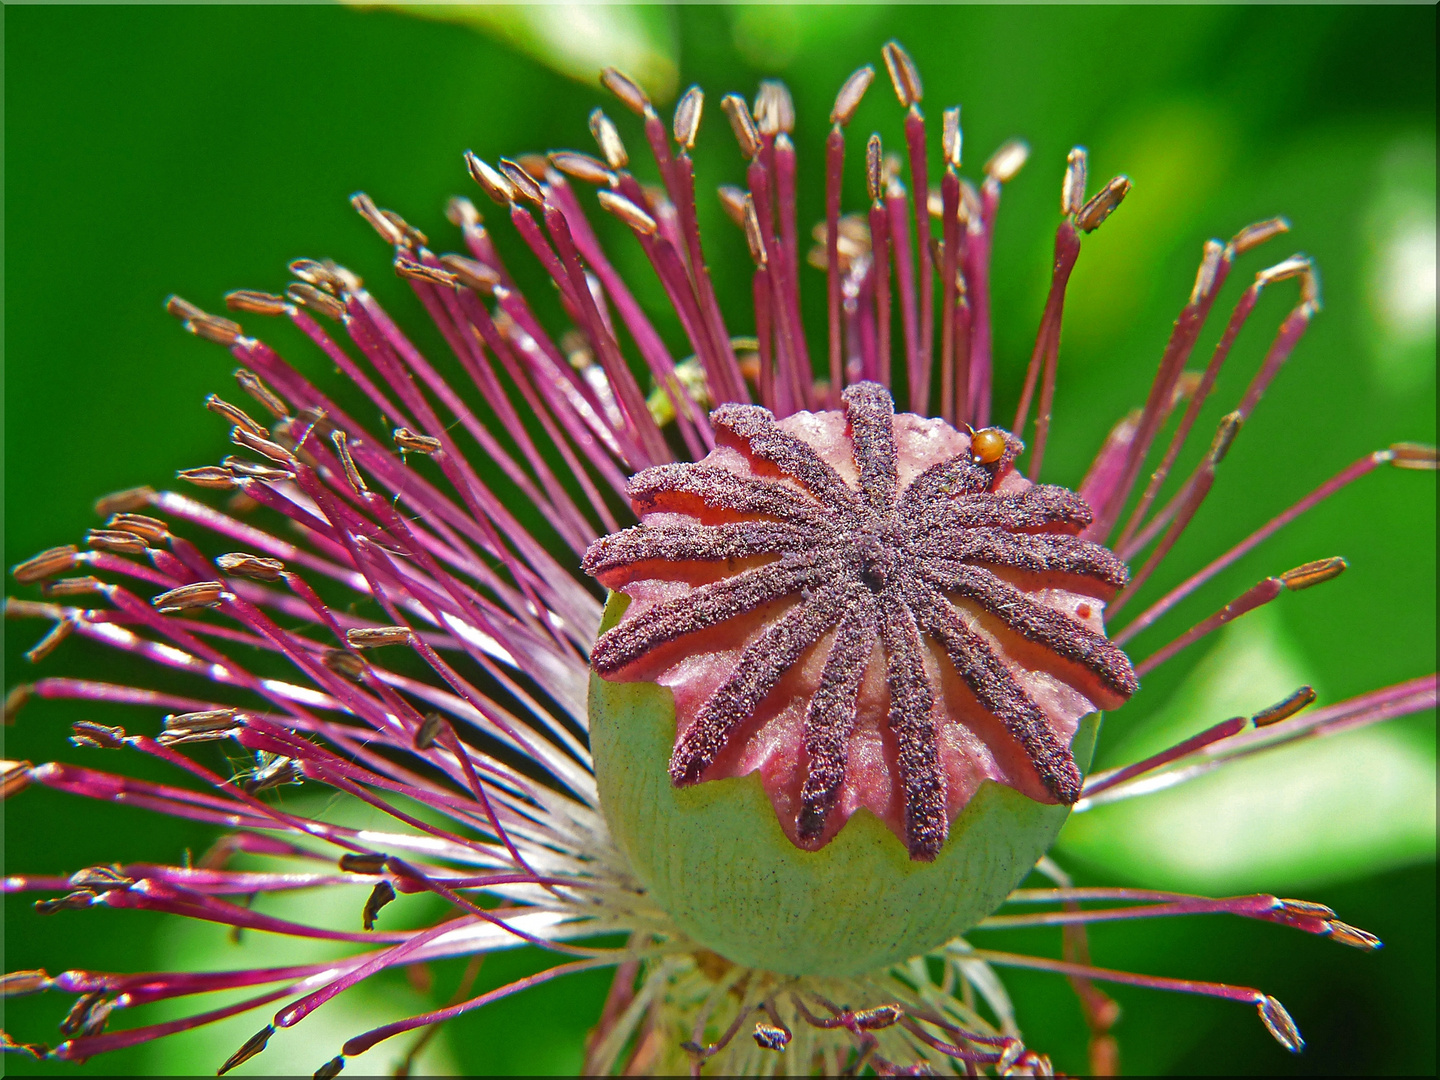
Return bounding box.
[828,68,875,405]
[151,581,226,613]
[4,683,32,724]
[94,486,157,516]
[588,109,629,171]
[225,290,290,317]
[25,619,75,664]
[12,545,79,583]
[286,282,347,321]
[234,369,291,419]
[205,394,267,437]
[346,626,413,649]
[216,552,285,581]
[69,722,127,750]
[105,512,169,545]
[1074,176,1132,233]
[1116,449,1403,642]
[969,949,1306,1053]
[218,1024,275,1075]
[361,880,396,930]
[1252,685,1317,728]
[2,760,35,799]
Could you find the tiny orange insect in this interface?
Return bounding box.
[970,427,1007,464]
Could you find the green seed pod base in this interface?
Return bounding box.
[590,594,1099,977]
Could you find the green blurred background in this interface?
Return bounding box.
[3,4,1434,1075]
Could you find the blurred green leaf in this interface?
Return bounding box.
[364,2,680,103]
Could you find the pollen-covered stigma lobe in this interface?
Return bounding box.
[585,382,1137,860]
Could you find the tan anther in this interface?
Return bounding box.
[498,158,546,206]
[235,370,289,419]
[380,207,428,249]
[465,152,515,205]
[588,109,629,170]
[1251,685,1317,728]
[93,486,156,516]
[347,626,413,648]
[2,760,35,799]
[1231,216,1290,255]
[881,40,923,106]
[1300,262,1322,311]
[216,552,285,582]
[1324,920,1382,950]
[436,254,499,295]
[13,545,79,584]
[854,1004,904,1030]
[1257,996,1303,1053]
[672,85,704,150]
[225,290,290,316]
[221,456,292,482]
[323,648,366,683]
[0,970,53,996]
[1189,241,1227,306]
[865,135,884,204]
[742,195,768,267]
[152,581,226,613]
[600,66,652,116]
[86,529,148,555]
[716,185,748,228]
[167,295,243,345]
[4,684,33,725]
[193,315,244,346]
[414,711,446,751]
[1280,557,1347,591]
[1387,442,1438,470]
[70,720,127,749]
[1061,147,1088,217]
[68,866,134,891]
[204,395,266,438]
[831,65,875,127]
[106,513,169,545]
[446,195,483,230]
[347,192,405,246]
[218,1026,275,1076]
[754,80,793,136]
[166,295,207,322]
[177,466,239,491]
[327,261,364,293]
[231,426,294,465]
[285,282,346,321]
[394,257,458,287]
[25,619,74,664]
[363,879,397,931]
[548,150,614,187]
[393,427,443,455]
[5,598,61,621]
[512,153,549,182]
[597,190,658,236]
[163,708,239,736]
[942,107,962,169]
[331,430,368,495]
[1257,254,1312,287]
[288,259,338,290]
[1207,411,1244,464]
[985,139,1030,183]
[339,852,388,874]
[720,94,761,160]
[1075,176,1132,233]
